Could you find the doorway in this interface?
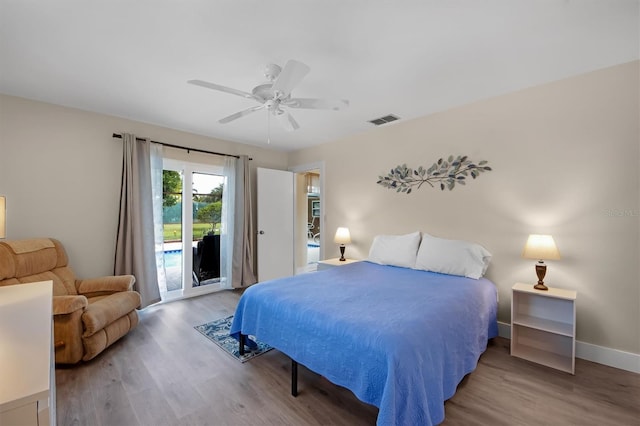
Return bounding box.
[305,172,321,263]
[161,159,226,300]
[290,162,324,274]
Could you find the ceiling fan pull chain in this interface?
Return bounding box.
[267,109,271,144]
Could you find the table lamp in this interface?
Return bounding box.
[522,234,561,291]
[334,227,351,261]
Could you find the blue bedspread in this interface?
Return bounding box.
[231,261,498,426]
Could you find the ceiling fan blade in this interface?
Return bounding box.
[271,60,310,99]
[276,110,300,131]
[219,105,264,124]
[283,98,349,111]
[188,79,260,101]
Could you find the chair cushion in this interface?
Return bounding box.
[13,269,77,296]
[82,312,138,361]
[82,291,141,337]
[9,246,58,277]
[0,239,76,295]
[53,295,88,315]
[76,275,135,296]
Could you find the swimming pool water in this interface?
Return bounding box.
[163,250,182,268]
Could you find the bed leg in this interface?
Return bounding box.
[239,334,245,356]
[291,359,298,397]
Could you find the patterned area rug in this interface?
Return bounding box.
[194,315,273,363]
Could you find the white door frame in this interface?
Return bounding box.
[289,161,326,262]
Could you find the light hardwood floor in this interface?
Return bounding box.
[56,290,640,426]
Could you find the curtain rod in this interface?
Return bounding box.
[112,133,247,159]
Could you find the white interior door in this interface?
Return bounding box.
[257,168,294,282]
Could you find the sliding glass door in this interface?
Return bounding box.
[161,159,225,299]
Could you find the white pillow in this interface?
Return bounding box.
[367,231,421,268]
[415,234,491,279]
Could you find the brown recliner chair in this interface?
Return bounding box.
[0,238,141,364]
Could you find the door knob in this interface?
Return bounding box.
[259,230,265,235]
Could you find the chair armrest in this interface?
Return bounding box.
[76,275,136,297]
[53,295,88,315]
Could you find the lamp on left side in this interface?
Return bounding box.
[0,196,5,239]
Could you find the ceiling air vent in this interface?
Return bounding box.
[368,114,400,126]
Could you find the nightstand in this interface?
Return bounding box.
[511,283,577,374]
[317,258,358,271]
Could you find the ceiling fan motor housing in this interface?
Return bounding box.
[252,83,275,101]
[264,63,282,81]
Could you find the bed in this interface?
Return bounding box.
[230,259,498,426]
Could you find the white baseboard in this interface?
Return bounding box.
[497,321,640,374]
[497,321,511,339]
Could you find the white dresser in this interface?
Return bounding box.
[0,280,56,425]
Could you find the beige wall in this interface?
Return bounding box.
[0,94,288,279]
[288,61,640,354]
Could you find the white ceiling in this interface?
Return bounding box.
[0,1,638,151]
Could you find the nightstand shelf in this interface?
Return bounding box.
[512,313,574,337]
[511,283,577,374]
[510,344,574,373]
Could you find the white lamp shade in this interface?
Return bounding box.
[522,234,560,260]
[0,196,5,239]
[334,227,351,245]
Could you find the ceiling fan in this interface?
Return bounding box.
[188,60,349,132]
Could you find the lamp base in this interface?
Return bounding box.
[339,245,346,261]
[533,261,548,291]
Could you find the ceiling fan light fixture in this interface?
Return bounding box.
[264,63,282,81]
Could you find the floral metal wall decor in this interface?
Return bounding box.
[377,155,492,194]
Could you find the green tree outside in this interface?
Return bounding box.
[163,170,182,207]
[196,201,222,234]
[195,183,223,204]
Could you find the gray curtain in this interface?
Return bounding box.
[114,134,161,307]
[231,155,257,288]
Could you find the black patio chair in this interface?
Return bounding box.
[197,234,220,282]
